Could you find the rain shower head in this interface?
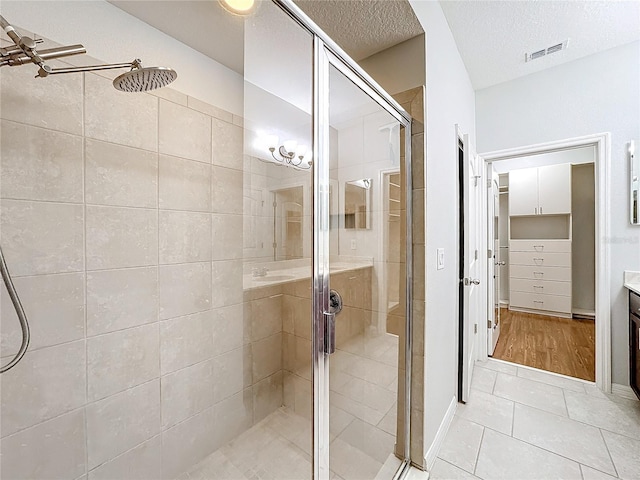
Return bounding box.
[0,14,176,93]
[113,65,177,92]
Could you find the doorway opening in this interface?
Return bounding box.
[480,133,611,391]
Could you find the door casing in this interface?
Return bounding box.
[478,133,612,393]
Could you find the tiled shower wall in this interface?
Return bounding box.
[0,63,282,479]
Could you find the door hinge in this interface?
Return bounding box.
[487,249,493,258]
[487,319,492,329]
[474,323,478,334]
[475,249,478,260]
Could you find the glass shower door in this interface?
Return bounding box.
[310,48,412,479]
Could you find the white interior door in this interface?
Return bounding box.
[461,134,481,402]
[487,167,501,355]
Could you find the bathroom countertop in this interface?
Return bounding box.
[624,271,640,295]
[243,261,372,290]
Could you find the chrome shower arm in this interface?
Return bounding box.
[38,61,137,77]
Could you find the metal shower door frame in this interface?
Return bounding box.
[272,2,414,479]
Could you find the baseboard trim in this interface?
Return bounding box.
[612,383,639,401]
[424,395,457,470]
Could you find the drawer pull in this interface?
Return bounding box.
[533,272,544,277]
[533,245,544,251]
[533,285,544,289]
[534,300,544,304]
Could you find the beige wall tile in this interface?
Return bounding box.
[88,435,161,480]
[85,73,158,151]
[211,214,242,260]
[159,262,212,319]
[0,410,86,480]
[0,200,84,276]
[159,100,212,163]
[85,139,158,208]
[0,61,83,135]
[86,206,158,270]
[253,371,283,423]
[161,360,215,429]
[187,96,233,123]
[1,121,83,202]
[1,273,84,354]
[211,260,243,308]
[159,155,211,212]
[250,294,283,342]
[411,133,425,190]
[160,310,213,374]
[293,297,312,340]
[152,87,188,106]
[159,211,212,264]
[86,267,158,336]
[213,346,252,403]
[252,333,282,382]
[212,119,243,170]
[161,407,216,480]
[212,166,243,215]
[212,303,246,355]
[87,323,160,401]
[295,336,312,380]
[86,380,161,469]
[212,388,253,449]
[1,341,86,437]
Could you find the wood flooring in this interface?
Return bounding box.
[491,308,595,381]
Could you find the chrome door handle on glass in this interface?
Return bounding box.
[324,290,343,355]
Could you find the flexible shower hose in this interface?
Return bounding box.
[0,244,30,373]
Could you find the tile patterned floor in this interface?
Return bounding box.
[433,359,640,480]
[180,331,400,480]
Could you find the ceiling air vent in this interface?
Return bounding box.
[525,39,569,62]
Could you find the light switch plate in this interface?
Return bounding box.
[350,239,357,250]
[437,248,445,270]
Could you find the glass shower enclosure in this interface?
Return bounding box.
[0,1,413,478]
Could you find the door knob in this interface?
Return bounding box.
[463,278,481,286]
[495,261,506,266]
[329,289,343,315]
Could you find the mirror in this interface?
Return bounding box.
[630,141,639,225]
[344,178,372,229]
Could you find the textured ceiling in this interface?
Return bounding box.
[440,0,640,90]
[294,0,423,60]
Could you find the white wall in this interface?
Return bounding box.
[0,0,244,115]
[477,41,640,385]
[409,0,476,463]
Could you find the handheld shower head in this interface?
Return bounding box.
[113,65,177,92]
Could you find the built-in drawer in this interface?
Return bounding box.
[510,291,572,314]
[509,240,572,253]
[510,278,572,297]
[510,265,572,282]
[509,251,571,267]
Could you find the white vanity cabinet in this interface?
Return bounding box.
[509,164,572,216]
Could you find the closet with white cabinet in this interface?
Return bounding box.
[508,163,572,317]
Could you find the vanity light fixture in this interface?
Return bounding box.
[219,0,256,16]
[254,133,312,170]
